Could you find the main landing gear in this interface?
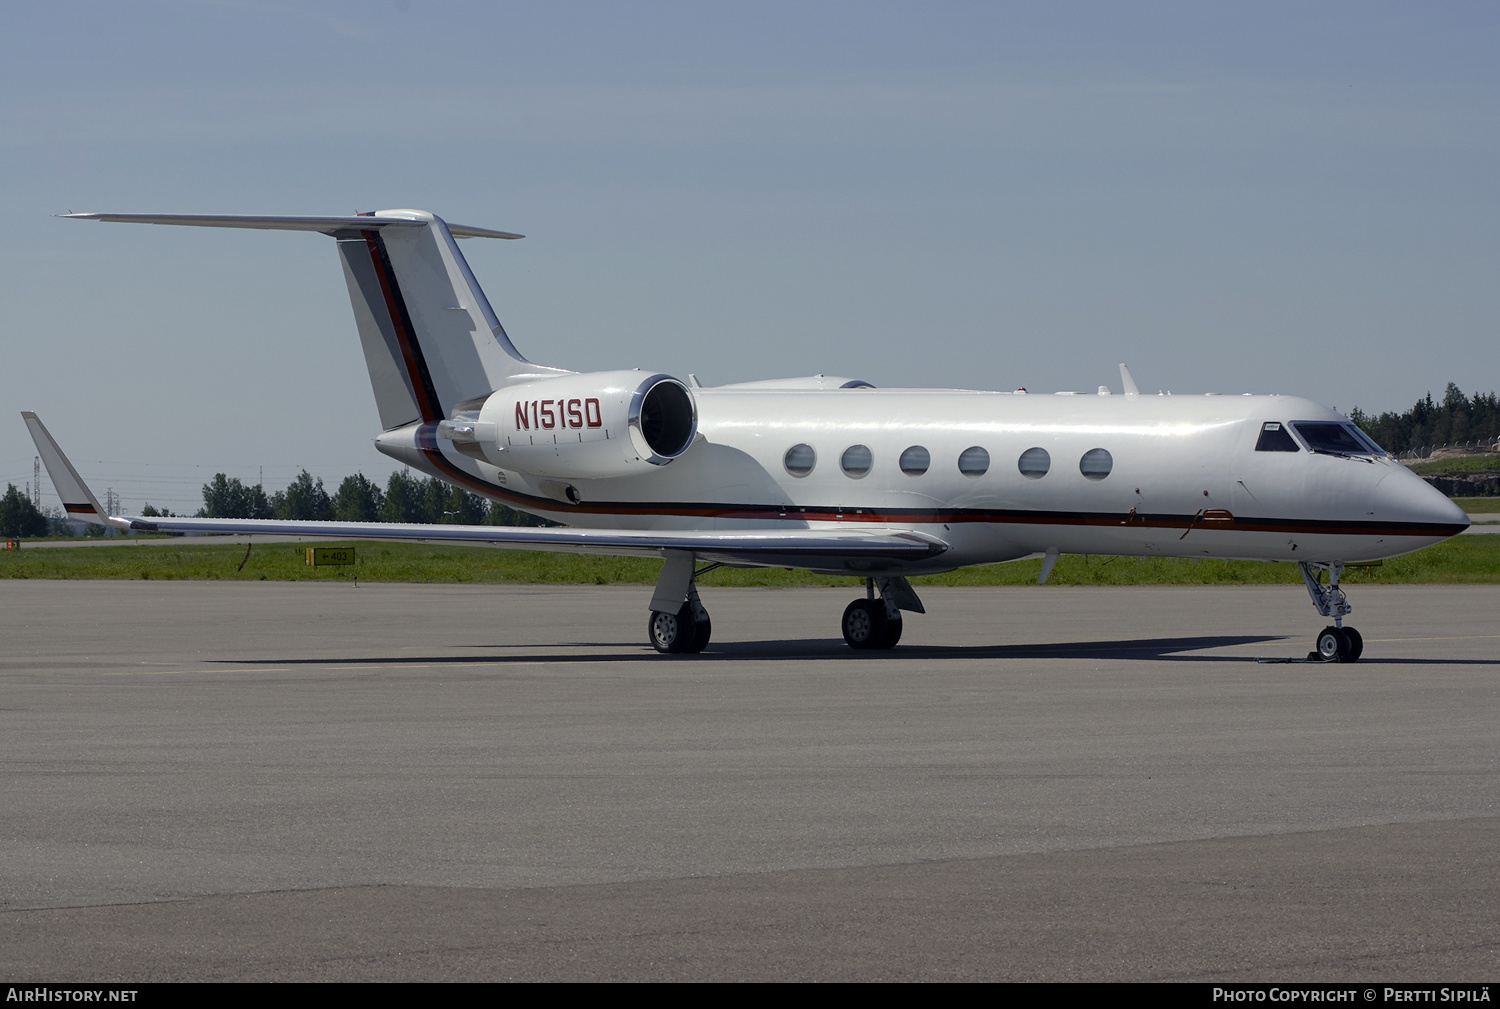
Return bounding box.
[646,553,926,654]
[647,552,715,654]
[647,598,711,654]
[841,576,924,651]
[1300,561,1364,662]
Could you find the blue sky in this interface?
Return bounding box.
[4,1,1497,514]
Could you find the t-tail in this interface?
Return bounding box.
[61,209,569,429]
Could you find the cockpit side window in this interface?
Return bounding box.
[1291,422,1383,457]
[1348,427,1389,457]
[1255,422,1300,452]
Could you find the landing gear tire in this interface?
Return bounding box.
[682,613,711,654]
[649,603,709,654]
[1341,626,1363,662]
[880,615,903,649]
[1315,625,1358,662]
[842,598,889,650]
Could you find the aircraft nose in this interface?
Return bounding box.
[1373,466,1471,531]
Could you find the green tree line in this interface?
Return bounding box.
[0,484,50,538]
[187,470,552,526]
[1351,383,1500,455]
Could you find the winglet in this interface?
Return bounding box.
[1119,363,1140,397]
[20,413,127,528]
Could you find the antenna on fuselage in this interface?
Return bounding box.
[1119,363,1140,397]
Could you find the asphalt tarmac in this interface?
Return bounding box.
[2,580,1497,982]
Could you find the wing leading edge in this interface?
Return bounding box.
[22,413,947,573]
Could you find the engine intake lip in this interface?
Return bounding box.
[628,374,698,465]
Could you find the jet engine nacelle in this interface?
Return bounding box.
[440,370,698,480]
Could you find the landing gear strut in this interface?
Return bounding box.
[647,552,714,654]
[1300,561,1363,662]
[841,576,923,650]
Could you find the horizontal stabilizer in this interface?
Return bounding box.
[60,213,524,240]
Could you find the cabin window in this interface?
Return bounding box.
[784,443,816,476]
[1255,422,1300,452]
[1080,448,1112,480]
[1291,422,1382,457]
[1018,447,1050,478]
[899,445,930,476]
[840,444,873,477]
[958,446,990,477]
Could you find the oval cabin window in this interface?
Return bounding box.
[840,444,873,477]
[899,445,930,476]
[784,444,816,477]
[1018,447,1050,478]
[1079,448,1113,480]
[958,446,990,477]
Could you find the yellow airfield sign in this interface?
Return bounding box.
[306,547,356,567]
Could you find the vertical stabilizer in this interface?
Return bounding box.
[333,210,569,428]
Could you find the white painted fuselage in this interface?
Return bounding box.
[377,386,1467,574]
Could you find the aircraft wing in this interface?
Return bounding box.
[22,413,947,571]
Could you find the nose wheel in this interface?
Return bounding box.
[1314,625,1363,662]
[1301,562,1364,662]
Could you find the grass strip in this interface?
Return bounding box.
[1406,456,1500,476]
[1455,497,1500,514]
[3,534,1497,586]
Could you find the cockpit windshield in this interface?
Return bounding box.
[1348,426,1390,456]
[1291,422,1388,458]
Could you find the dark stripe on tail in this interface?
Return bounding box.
[362,230,442,423]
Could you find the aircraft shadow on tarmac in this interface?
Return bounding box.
[202,632,1494,666]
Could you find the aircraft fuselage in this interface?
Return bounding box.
[375,387,1467,574]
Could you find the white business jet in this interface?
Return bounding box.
[26,209,1469,660]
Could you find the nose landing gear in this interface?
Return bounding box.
[1315,625,1364,662]
[1301,562,1364,662]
